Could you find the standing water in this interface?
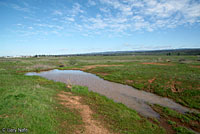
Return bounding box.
[26,69,193,118]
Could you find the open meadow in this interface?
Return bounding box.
[0,55,199,134]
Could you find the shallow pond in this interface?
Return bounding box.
[26,69,193,118]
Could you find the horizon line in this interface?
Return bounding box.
[1,47,200,57]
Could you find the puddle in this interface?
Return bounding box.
[26,69,194,118]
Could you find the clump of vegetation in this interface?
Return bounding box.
[152,104,200,133]
[179,59,186,62]
[68,58,77,65]
[35,68,41,72]
[168,120,176,125]
[59,64,64,67]
[173,126,194,134]
[156,105,200,123]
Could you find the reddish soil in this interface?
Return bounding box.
[191,65,200,69]
[96,72,109,76]
[147,116,175,134]
[151,105,200,133]
[82,65,123,70]
[148,77,156,90]
[148,77,156,84]
[170,81,182,93]
[0,114,8,118]
[141,62,173,66]
[125,80,134,84]
[159,119,175,134]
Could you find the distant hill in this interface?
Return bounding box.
[78,48,200,56]
[34,48,200,57]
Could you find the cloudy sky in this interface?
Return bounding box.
[0,0,200,56]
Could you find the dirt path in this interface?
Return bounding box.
[57,91,113,134]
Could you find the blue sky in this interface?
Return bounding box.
[0,0,200,56]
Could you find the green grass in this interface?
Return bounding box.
[173,126,195,134]
[154,105,200,123]
[1,55,199,133]
[151,104,200,133]
[0,62,82,134]
[168,120,176,125]
[167,120,195,134]
[71,85,165,134]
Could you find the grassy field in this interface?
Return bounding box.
[0,55,199,133]
[86,60,200,109]
[0,61,83,134]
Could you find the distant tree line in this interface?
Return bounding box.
[33,48,200,57]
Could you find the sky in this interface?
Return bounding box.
[0,0,200,56]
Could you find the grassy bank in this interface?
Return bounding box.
[151,104,200,134]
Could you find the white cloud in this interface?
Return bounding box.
[96,0,200,32]
[99,0,132,16]
[71,3,84,16]
[88,0,96,6]
[23,16,41,22]
[34,23,64,31]
[16,23,22,26]
[57,48,68,52]
[65,17,75,22]
[53,10,63,16]
[99,7,110,13]
[11,3,30,12]
[141,0,200,25]
[7,0,200,37]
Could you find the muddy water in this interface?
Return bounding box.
[26,69,192,118]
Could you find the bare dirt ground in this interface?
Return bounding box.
[0,114,8,118]
[82,65,123,70]
[57,91,113,134]
[191,65,200,69]
[141,62,173,66]
[69,65,123,72]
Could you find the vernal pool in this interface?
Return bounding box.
[26,69,193,118]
